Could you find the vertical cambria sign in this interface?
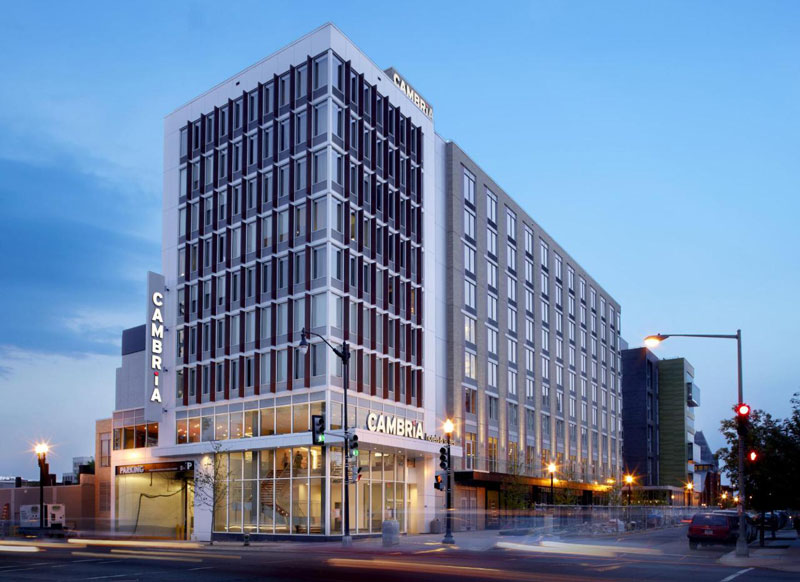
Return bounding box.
[150,290,164,403]
[145,272,166,422]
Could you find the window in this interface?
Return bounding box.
[464,351,477,380]
[464,280,476,310]
[465,315,476,344]
[487,262,497,288]
[540,239,549,269]
[507,307,517,334]
[465,388,477,415]
[486,188,497,223]
[487,228,497,256]
[508,370,517,397]
[487,294,497,321]
[295,111,307,145]
[464,209,475,239]
[487,328,497,354]
[506,208,517,239]
[463,169,475,205]
[507,243,516,269]
[507,276,517,303]
[313,54,328,89]
[526,377,535,399]
[464,244,476,275]
[487,361,497,390]
[488,395,499,421]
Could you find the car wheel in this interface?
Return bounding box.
[689,541,698,550]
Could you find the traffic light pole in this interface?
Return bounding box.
[735,330,748,557]
[646,330,748,557]
[300,329,352,547]
[442,432,454,544]
[341,341,351,547]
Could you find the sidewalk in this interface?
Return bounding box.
[719,534,800,573]
[206,530,505,554]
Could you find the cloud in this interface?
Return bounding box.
[0,156,160,357]
[0,347,118,480]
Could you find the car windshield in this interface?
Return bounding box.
[692,514,728,526]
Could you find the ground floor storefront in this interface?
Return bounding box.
[114,461,195,538]
[209,446,421,537]
[112,437,439,540]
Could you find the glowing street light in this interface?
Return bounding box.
[33,442,49,529]
[547,463,557,505]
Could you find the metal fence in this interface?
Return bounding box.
[478,505,697,536]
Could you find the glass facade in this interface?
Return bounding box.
[212,448,411,535]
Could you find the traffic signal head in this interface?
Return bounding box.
[439,446,449,470]
[311,414,325,444]
[736,404,751,437]
[348,433,359,456]
[434,473,444,491]
[749,450,758,462]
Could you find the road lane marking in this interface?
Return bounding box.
[69,538,202,550]
[188,566,214,571]
[109,549,241,559]
[720,568,754,582]
[71,551,202,563]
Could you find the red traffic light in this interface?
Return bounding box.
[737,403,751,416]
[749,450,758,462]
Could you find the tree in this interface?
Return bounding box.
[193,441,231,544]
[553,465,581,506]
[716,394,800,511]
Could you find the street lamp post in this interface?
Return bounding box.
[34,443,48,530]
[442,419,455,545]
[298,328,351,546]
[548,463,556,505]
[644,330,749,557]
[686,482,694,507]
[624,474,634,523]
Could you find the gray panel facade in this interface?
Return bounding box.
[445,141,622,483]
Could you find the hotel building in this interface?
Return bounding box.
[107,23,622,540]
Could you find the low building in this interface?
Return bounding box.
[0,475,96,531]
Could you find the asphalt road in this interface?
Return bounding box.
[0,527,793,582]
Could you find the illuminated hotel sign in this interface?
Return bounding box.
[367,412,424,439]
[144,272,166,422]
[366,413,448,444]
[149,290,164,403]
[388,68,433,119]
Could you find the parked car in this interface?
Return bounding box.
[687,512,745,549]
[715,509,757,542]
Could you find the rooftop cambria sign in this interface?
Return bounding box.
[389,70,433,119]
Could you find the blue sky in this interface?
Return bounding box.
[1,1,798,479]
